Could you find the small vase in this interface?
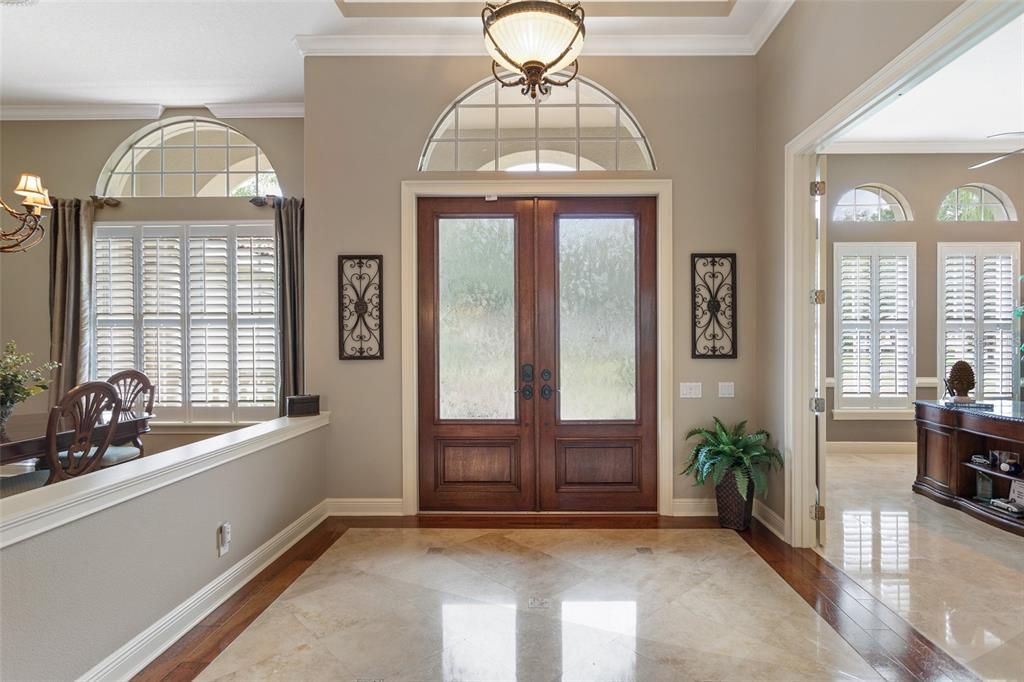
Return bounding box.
[0,403,14,439]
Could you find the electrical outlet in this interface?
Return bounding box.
[679,382,702,399]
[217,522,232,557]
[718,382,735,398]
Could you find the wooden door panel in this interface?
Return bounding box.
[536,197,658,511]
[417,198,537,511]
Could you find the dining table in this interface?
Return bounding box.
[0,411,153,466]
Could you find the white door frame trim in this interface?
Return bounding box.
[401,179,674,515]
[783,0,1024,547]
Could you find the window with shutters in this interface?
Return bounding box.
[92,222,278,422]
[937,243,1021,400]
[833,243,916,416]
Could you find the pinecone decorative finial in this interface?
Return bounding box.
[946,360,975,403]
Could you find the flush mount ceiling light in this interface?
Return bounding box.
[483,0,585,101]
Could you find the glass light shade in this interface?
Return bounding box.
[14,173,46,198]
[22,188,52,210]
[485,1,584,73]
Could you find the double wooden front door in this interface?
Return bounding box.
[418,196,657,511]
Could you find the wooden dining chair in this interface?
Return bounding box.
[0,382,123,497]
[107,369,156,459]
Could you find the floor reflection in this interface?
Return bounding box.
[441,603,516,681]
[561,601,637,681]
[824,451,1024,680]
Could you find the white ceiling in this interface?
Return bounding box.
[0,0,792,118]
[829,15,1024,152]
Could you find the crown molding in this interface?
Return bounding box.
[821,139,1024,154]
[747,0,794,53]
[296,31,763,57]
[205,102,305,118]
[0,104,165,121]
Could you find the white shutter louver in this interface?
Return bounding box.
[235,235,278,408]
[833,243,916,411]
[939,245,1019,400]
[94,235,137,377]
[189,237,231,409]
[142,236,185,407]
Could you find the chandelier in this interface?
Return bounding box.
[483,0,586,101]
[1,174,52,253]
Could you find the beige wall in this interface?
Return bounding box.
[0,424,328,680]
[754,0,966,515]
[0,110,303,416]
[305,55,760,501]
[824,154,1024,443]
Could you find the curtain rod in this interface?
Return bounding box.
[89,195,121,209]
[249,194,281,208]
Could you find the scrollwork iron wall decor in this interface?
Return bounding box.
[691,253,736,358]
[339,255,383,360]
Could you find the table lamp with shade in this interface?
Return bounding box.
[1,173,53,253]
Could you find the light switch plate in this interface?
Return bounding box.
[718,382,735,398]
[679,382,702,399]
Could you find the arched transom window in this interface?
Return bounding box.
[419,77,655,172]
[98,117,281,198]
[938,184,1015,222]
[833,184,911,222]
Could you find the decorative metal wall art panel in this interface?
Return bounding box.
[691,253,736,359]
[339,255,383,360]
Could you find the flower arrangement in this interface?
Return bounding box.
[0,341,59,433]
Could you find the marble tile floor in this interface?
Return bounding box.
[198,528,887,682]
[820,452,1024,681]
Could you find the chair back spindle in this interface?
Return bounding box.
[107,369,156,416]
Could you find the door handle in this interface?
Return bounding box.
[541,385,553,400]
[521,363,534,383]
[521,385,534,400]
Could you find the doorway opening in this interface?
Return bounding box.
[417,196,657,512]
[785,5,1023,679]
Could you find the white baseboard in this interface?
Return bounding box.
[80,500,328,682]
[753,500,786,541]
[671,498,717,516]
[324,497,405,516]
[827,441,916,456]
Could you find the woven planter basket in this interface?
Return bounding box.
[715,470,755,531]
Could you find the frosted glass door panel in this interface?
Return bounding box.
[558,218,637,420]
[438,218,517,420]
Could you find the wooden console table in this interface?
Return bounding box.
[913,400,1024,536]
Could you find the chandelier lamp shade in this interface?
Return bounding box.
[1,173,53,253]
[483,0,586,101]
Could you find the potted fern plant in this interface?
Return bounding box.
[683,418,783,530]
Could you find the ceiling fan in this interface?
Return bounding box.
[969,131,1024,170]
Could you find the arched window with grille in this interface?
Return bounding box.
[97,116,280,198]
[937,184,1016,222]
[832,184,912,222]
[419,76,655,172]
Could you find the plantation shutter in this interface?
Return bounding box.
[94,233,137,379]
[837,255,872,398]
[141,231,185,415]
[92,223,278,422]
[939,244,1020,400]
[833,243,916,411]
[235,233,279,414]
[189,233,232,419]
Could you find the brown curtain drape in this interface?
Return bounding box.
[275,197,305,414]
[48,198,94,406]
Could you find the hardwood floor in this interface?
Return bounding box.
[136,515,976,682]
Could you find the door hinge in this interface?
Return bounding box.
[809,397,826,414]
[810,289,826,305]
[809,504,826,521]
[810,181,826,196]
